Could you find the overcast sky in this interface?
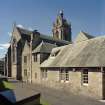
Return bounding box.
[0,0,105,58]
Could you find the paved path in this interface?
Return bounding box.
[11,81,105,105]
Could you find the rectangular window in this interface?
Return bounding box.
[41,69,47,79]
[45,69,47,78]
[82,69,88,85]
[37,54,40,63]
[59,70,64,81]
[59,69,69,82]
[65,70,69,81]
[41,69,44,79]
[24,69,27,77]
[24,56,27,63]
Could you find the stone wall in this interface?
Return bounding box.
[11,65,17,79]
[16,93,40,105]
[22,41,31,82]
[31,56,41,84]
[22,47,41,84]
[40,68,103,99]
[11,26,21,79]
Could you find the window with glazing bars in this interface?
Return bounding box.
[24,69,27,77]
[59,69,69,82]
[82,69,88,84]
[41,69,47,79]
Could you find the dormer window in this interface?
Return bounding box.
[51,50,60,57]
[55,50,60,56]
[24,56,27,64]
[51,53,55,57]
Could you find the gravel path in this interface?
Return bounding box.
[11,81,105,105]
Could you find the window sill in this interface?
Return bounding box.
[42,78,48,81]
[13,63,17,65]
[50,56,55,59]
[65,81,69,83]
[60,80,69,83]
[82,83,88,86]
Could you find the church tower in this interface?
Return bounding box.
[52,10,72,42]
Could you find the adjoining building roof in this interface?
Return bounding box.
[32,41,57,53]
[40,34,70,44]
[41,35,105,68]
[75,31,94,43]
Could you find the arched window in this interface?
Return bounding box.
[12,38,17,63]
[56,30,59,39]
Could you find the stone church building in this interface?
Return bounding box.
[5,11,105,100]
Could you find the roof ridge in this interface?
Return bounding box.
[80,31,94,38]
[16,26,32,32]
[74,35,105,44]
[40,34,70,43]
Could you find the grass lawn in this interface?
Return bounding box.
[0,81,14,90]
[40,99,51,105]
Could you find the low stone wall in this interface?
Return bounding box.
[0,92,40,105]
[16,93,40,105]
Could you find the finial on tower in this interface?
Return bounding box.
[13,21,16,28]
[59,10,63,18]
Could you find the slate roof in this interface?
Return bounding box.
[16,27,70,45]
[16,27,31,42]
[17,27,32,35]
[16,26,71,53]
[39,34,70,45]
[41,35,105,68]
[32,41,57,53]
